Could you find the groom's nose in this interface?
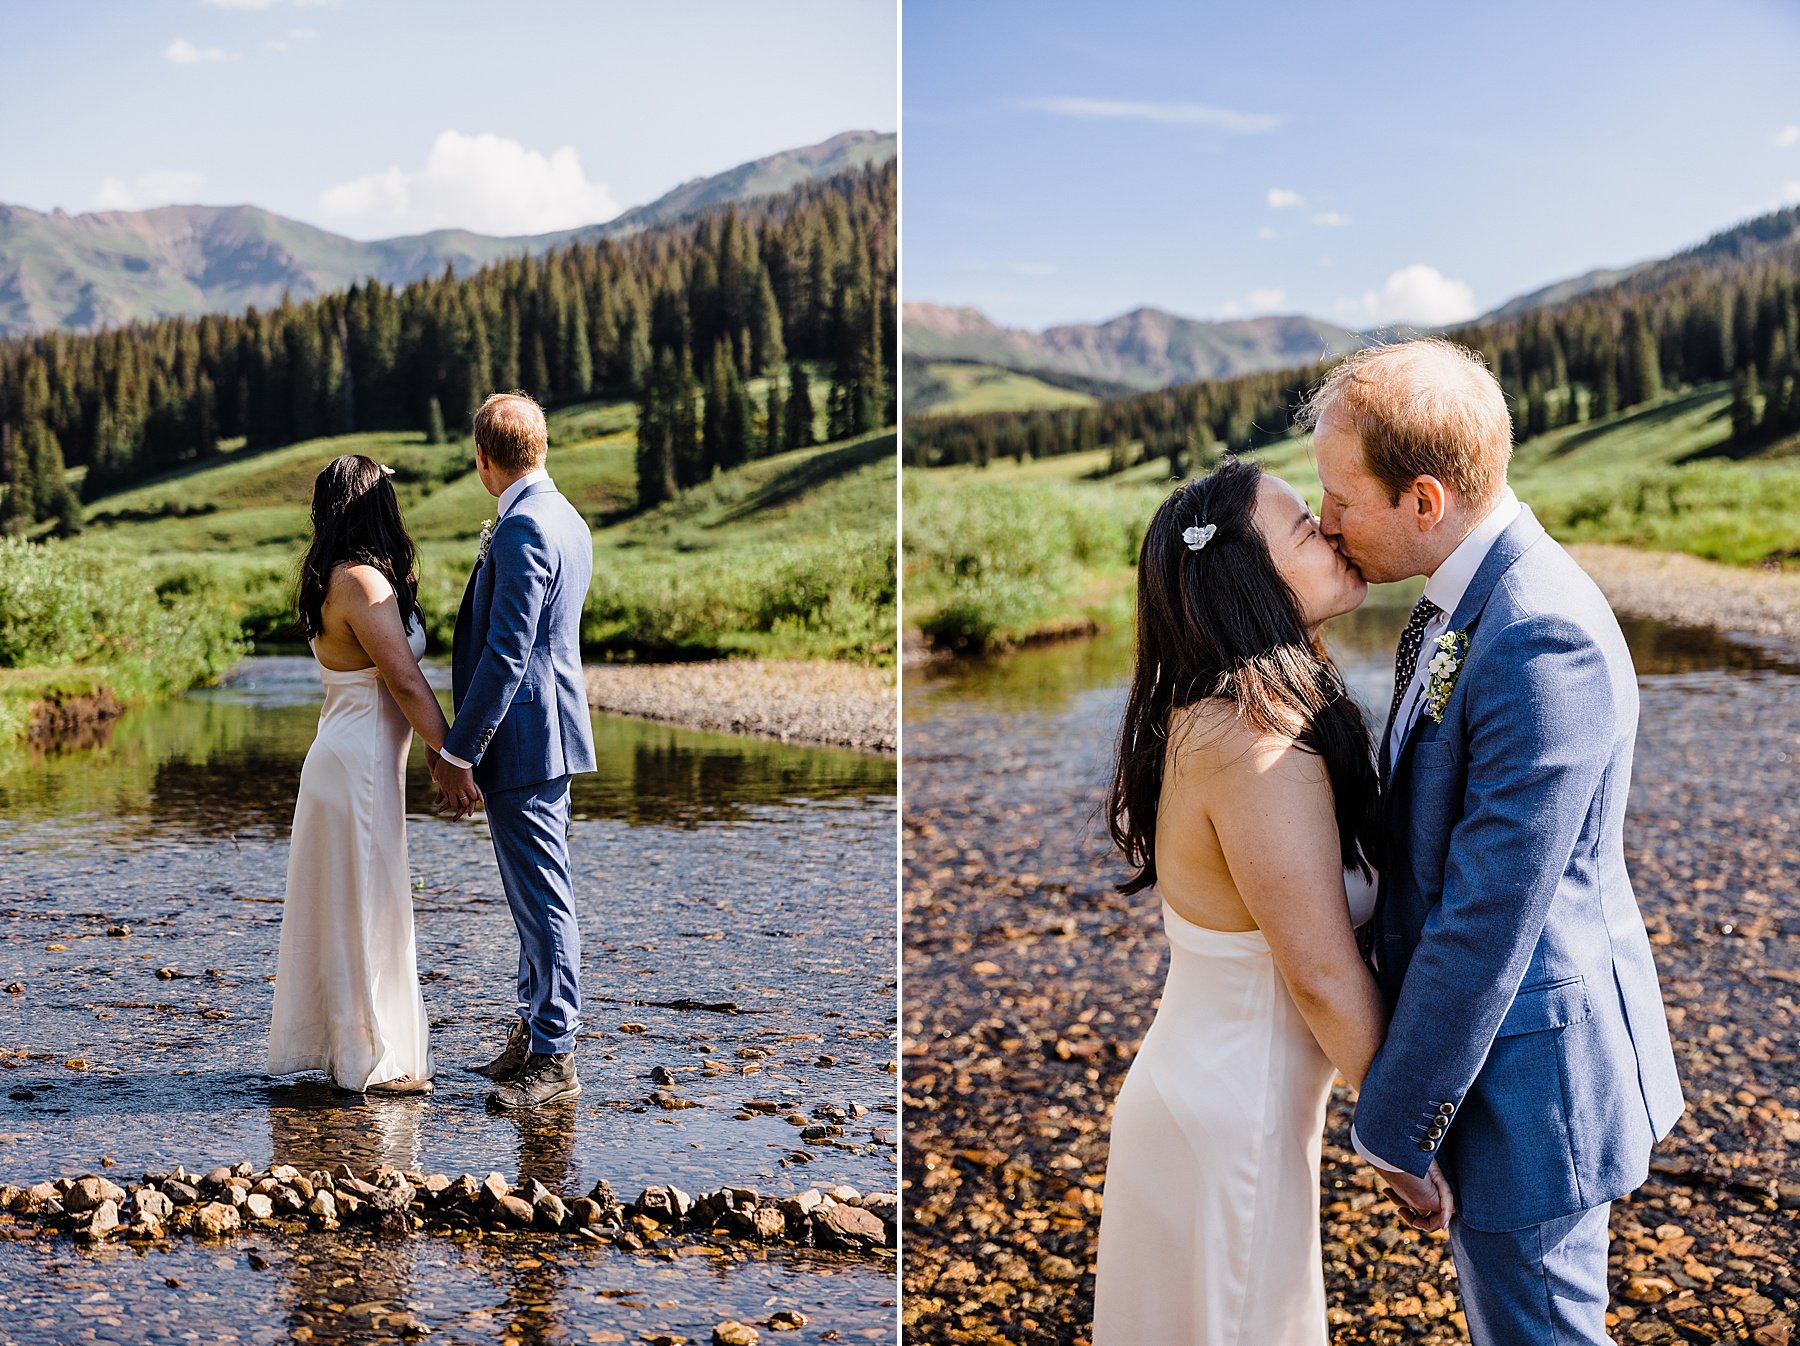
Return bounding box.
[1319,497,1343,538]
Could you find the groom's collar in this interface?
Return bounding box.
[1442,493,1546,634]
[497,468,552,518]
[1422,487,1521,619]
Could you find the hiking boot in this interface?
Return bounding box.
[487,1052,581,1110]
[470,1018,531,1081]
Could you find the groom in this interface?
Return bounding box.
[1307,342,1684,1344]
[431,391,597,1110]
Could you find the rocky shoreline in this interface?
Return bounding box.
[1,1161,896,1260]
[1569,544,1800,652]
[585,659,896,754]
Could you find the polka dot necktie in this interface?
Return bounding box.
[1386,597,1442,775]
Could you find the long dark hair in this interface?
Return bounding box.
[295,455,420,640]
[1107,457,1385,895]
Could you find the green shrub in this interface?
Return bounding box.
[0,539,247,732]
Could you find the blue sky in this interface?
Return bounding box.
[2,0,896,238]
[903,0,1800,330]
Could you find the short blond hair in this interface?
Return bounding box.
[1298,340,1511,506]
[473,391,548,472]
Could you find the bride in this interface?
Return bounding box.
[267,454,460,1096]
[1094,458,1451,1344]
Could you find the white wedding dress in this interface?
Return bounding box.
[267,619,433,1091]
[1092,868,1379,1346]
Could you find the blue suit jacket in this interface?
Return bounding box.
[445,479,597,792]
[1353,506,1683,1232]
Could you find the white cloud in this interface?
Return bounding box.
[1020,97,1278,134]
[96,170,206,210]
[1777,125,1800,147]
[1782,181,1800,205]
[1220,287,1287,318]
[1266,187,1304,209]
[318,130,621,236]
[165,38,231,63]
[265,26,318,49]
[1341,264,1478,326]
[1313,210,1351,227]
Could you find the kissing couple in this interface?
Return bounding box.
[265,391,599,1111]
[1092,342,1685,1345]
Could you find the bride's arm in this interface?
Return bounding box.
[334,565,453,753]
[1206,728,1386,1090]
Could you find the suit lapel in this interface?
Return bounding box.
[1390,505,1548,784]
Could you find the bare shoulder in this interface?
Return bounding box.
[1169,700,1326,789]
[329,562,395,607]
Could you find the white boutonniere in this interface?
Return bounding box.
[476,519,494,563]
[1423,630,1469,723]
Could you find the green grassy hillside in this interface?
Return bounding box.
[906,383,1800,651]
[71,385,895,665]
[905,361,1101,418]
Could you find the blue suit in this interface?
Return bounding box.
[1355,507,1683,1343]
[446,477,597,1055]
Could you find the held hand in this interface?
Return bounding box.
[1381,1163,1451,1233]
[431,758,483,820]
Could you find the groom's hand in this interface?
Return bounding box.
[431,758,483,819]
[1381,1162,1453,1233]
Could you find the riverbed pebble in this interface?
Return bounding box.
[0,1160,897,1263]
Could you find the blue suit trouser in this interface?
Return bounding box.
[1450,1202,1612,1346]
[484,774,581,1055]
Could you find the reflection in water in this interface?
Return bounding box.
[904,590,1796,728]
[265,1082,426,1343]
[0,656,898,1343]
[0,657,893,836]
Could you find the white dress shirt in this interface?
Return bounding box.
[437,469,555,771]
[1356,487,1521,1176]
[1383,488,1522,772]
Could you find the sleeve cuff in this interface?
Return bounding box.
[437,748,473,770]
[1352,1123,1406,1174]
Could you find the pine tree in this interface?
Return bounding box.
[426,396,446,445]
[1596,358,1620,420]
[635,350,676,508]
[23,423,64,519]
[0,424,32,535]
[672,348,703,490]
[524,332,551,400]
[785,361,816,449]
[1624,311,1662,408]
[750,269,787,375]
[762,372,784,458]
[721,357,750,470]
[564,295,594,398]
[1731,364,1760,442]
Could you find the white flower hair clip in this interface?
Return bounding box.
[379,464,395,477]
[1183,523,1217,552]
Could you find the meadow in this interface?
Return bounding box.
[904,382,1800,652]
[1,379,896,749]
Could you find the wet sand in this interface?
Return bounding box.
[1571,544,1800,652]
[586,661,897,754]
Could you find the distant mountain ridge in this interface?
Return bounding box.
[903,301,1367,395]
[0,130,894,337]
[910,203,1800,410]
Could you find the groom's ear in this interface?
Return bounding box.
[1409,475,1448,532]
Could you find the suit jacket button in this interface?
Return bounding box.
[1439,1102,1455,1116]
[1427,1124,1445,1139]
[1419,1140,1437,1152]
